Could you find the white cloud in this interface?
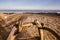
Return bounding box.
[0,4,60,10]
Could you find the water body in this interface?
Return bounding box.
[0,10,60,13]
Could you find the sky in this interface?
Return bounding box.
[0,0,60,10]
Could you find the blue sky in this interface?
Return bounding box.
[0,0,60,10]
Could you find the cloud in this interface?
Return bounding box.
[0,5,60,10]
